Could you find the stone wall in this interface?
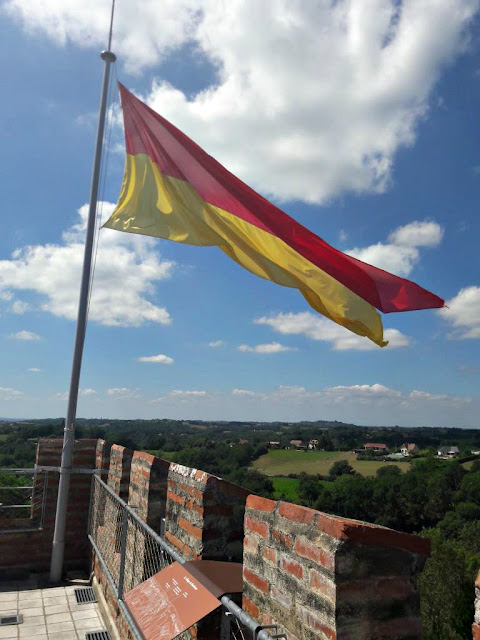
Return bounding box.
[0,437,103,574]
[242,495,430,640]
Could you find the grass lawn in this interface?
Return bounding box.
[272,477,299,501]
[252,449,408,477]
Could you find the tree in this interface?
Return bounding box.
[329,460,355,480]
[419,528,474,640]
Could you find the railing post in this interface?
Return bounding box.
[117,506,128,600]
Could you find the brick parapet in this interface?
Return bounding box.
[164,462,250,563]
[128,451,170,530]
[96,439,112,471]
[0,438,98,573]
[243,496,429,640]
[107,445,133,501]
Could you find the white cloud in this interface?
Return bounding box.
[9,330,41,341]
[231,383,469,411]
[28,368,42,373]
[208,340,225,348]
[439,286,480,339]
[326,383,402,399]
[0,203,174,327]
[56,388,97,400]
[409,389,471,407]
[346,220,443,276]
[11,300,30,314]
[238,342,297,354]
[169,390,207,397]
[388,220,444,247]
[255,312,410,351]
[5,2,477,202]
[0,386,24,400]
[137,354,174,364]
[232,388,263,398]
[107,387,140,399]
[151,389,208,403]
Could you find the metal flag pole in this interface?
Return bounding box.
[50,1,116,583]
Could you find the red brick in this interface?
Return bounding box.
[271,584,292,609]
[309,569,335,600]
[298,606,336,639]
[178,516,202,540]
[281,557,304,580]
[134,451,155,463]
[167,491,185,505]
[262,546,277,564]
[279,502,315,525]
[295,538,334,571]
[315,511,430,556]
[242,596,260,620]
[245,515,269,539]
[272,529,293,548]
[475,570,480,589]
[244,568,269,594]
[337,581,371,601]
[247,495,275,513]
[165,530,191,557]
[375,577,412,599]
[373,617,422,637]
[244,535,259,554]
[473,623,480,640]
[171,481,204,501]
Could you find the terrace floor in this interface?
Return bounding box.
[0,579,107,640]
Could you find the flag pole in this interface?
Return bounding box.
[49,4,116,583]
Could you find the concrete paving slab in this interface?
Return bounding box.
[47,633,77,640]
[71,610,98,621]
[0,627,18,639]
[17,600,42,610]
[19,625,47,637]
[0,594,17,603]
[73,618,102,631]
[21,608,44,618]
[45,622,75,634]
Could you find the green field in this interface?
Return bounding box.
[272,477,299,501]
[252,449,408,477]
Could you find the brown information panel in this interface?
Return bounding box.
[125,562,221,640]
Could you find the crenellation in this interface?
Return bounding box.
[1,438,436,640]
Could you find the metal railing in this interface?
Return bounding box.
[89,475,285,640]
[0,469,49,531]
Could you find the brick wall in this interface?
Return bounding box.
[473,571,480,639]
[243,495,430,640]
[0,438,102,574]
[164,462,250,562]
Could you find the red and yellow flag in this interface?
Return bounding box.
[104,84,444,347]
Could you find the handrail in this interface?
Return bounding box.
[90,475,281,640]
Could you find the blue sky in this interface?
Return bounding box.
[0,1,479,426]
